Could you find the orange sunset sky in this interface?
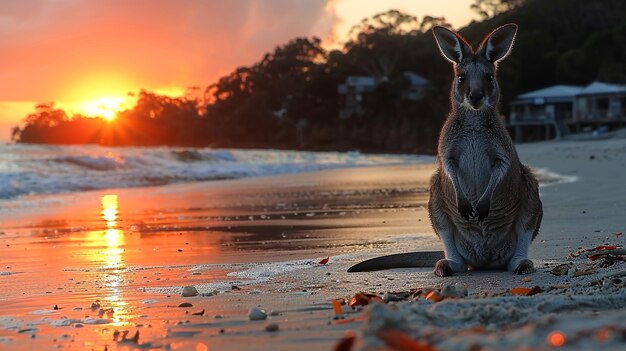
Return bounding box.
[0,0,476,142]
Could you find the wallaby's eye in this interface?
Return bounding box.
[457,74,466,83]
[486,74,494,82]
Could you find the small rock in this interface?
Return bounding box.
[383,292,410,303]
[521,277,532,282]
[269,310,280,316]
[248,307,267,320]
[181,286,199,297]
[454,283,468,297]
[265,323,279,332]
[441,283,468,298]
[550,263,570,276]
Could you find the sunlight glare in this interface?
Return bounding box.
[101,194,119,227]
[82,97,127,121]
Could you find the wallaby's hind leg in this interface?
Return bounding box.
[429,172,468,277]
[507,167,543,274]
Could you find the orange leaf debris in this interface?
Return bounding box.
[377,330,438,351]
[509,287,532,295]
[332,299,343,316]
[333,331,356,351]
[424,290,444,302]
[547,331,566,347]
[348,293,382,307]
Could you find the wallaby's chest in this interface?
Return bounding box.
[450,131,494,200]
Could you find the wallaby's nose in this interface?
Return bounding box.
[469,90,484,108]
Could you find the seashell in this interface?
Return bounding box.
[248,307,267,320]
[181,286,199,297]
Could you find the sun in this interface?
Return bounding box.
[81,97,127,121]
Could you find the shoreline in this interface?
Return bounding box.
[1,137,625,350]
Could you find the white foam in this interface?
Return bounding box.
[226,258,319,283]
[28,309,59,315]
[533,167,579,186]
[142,253,365,295]
[0,144,433,199]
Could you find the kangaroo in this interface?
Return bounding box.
[348,24,543,277]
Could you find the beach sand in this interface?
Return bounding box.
[1,136,625,350]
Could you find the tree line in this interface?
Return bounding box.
[12,0,626,153]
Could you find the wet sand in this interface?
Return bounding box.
[1,137,626,350]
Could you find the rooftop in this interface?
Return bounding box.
[517,85,584,100]
[579,81,626,95]
[515,81,626,102]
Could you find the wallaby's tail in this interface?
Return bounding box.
[347,251,445,272]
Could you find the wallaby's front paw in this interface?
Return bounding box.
[457,197,473,221]
[513,259,535,275]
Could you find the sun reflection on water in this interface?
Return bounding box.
[95,194,130,325]
[101,194,119,227]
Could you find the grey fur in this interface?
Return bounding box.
[429,24,542,276]
[346,24,542,276]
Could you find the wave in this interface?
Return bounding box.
[56,155,124,171]
[0,144,433,199]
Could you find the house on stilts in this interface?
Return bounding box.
[509,81,626,142]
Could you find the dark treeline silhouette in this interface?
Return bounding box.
[12,0,626,153]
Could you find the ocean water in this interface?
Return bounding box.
[0,144,434,199]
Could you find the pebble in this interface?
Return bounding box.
[383,292,410,303]
[265,323,279,332]
[248,307,267,320]
[269,310,280,316]
[441,283,468,298]
[181,286,199,297]
[551,264,570,276]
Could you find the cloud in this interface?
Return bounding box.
[0,0,337,102]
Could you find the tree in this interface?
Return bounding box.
[471,0,526,19]
[345,10,421,79]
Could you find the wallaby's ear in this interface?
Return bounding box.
[432,26,473,64]
[477,23,517,64]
